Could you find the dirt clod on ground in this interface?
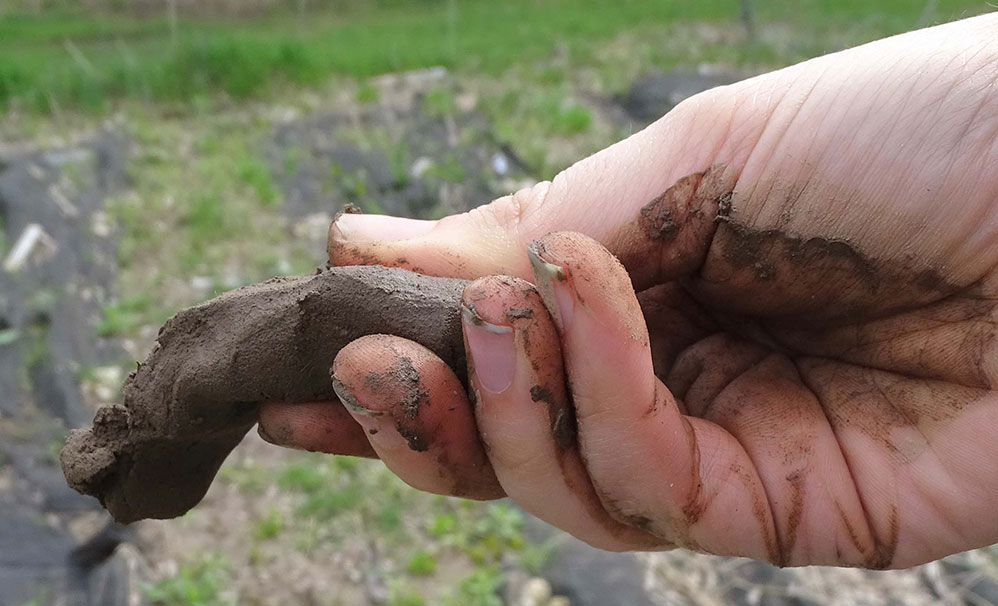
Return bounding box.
[60,266,468,523]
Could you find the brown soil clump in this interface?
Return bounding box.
[61,266,468,523]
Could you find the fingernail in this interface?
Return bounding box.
[331,372,414,451]
[258,423,296,449]
[332,212,436,242]
[461,301,516,394]
[526,241,576,332]
[331,373,387,417]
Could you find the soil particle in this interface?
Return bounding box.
[506,307,534,320]
[782,469,806,560]
[395,356,429,419]
[529,385,554,404]
[717,190,734,218]
[400,389,430,420]
[639,204,678,240]
[60,265,469,523]
[550,406,577,450]
[364,371,385,390]
[395,424,429,452]
[395,356,421,387]
[866,505,900,570]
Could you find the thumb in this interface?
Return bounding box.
[327,84,756,289]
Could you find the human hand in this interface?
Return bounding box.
[261,13,998,568]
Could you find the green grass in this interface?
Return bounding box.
[277,461,326,493]
[551,104,592,135]
[422,87,456,118]
[407,550,439,576]
[96,293,151,338]
[0,0,989,113]
[443,567,504,606]
[389,583,427,606]
[144,553,232,606]
[216,459,269,495]
[519,540,557,575]
[297,486,364,521]
[253,507,285,540]
[423,153,466,184]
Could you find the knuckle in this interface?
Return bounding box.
[489,442,549,479]
[473,180,552,235]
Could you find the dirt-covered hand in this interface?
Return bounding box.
[261,13,998,567]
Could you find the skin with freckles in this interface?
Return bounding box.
[262,13,998,568]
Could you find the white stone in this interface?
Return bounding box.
[520,577,553,606]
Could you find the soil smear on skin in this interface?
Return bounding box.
[60,265,469,523]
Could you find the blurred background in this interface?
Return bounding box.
[1,1,997,605]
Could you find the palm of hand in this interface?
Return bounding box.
[632,51,998,564]
[638,232,997,567]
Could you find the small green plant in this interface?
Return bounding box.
[198,136,220,154]
[184,192,228,244]
[443,567,504,606]
[423,87,455,118]
[143,553,232,606]
[388,582,426,606]
[481,503,525,543]
[0,63,28,110]
[356,80,380,104]
[553,104,592,135]
[254,507,284,540]
[426,503,529,564]
[43,438,64,465]
[333,455,361,473]
[538,65,566,85]
[236,154,277,207]
[282,146,308,176]
[429,512,457,538]
[341,168,370,201]
[298,484,363,521]
[424,153,465,183]
[216,463,269,495]
[519,540,557,575]
[406,550,438,576]
[388,143,411,187]
[96,294,151,338]
[376,495,405,533]
[277,461,326,493]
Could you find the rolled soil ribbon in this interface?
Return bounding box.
[61,266,468,523]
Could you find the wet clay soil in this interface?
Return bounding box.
[61,266,468,523]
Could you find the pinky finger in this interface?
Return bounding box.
[259,401,377,458]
